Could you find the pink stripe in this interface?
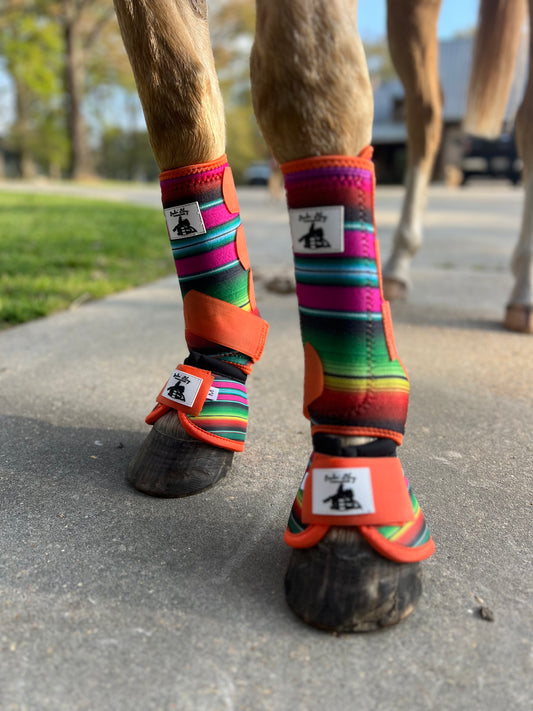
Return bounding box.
[215,381,247,392]
[202,203,233,229]
[296,284,382,312]
[175,243,238,277]
[343,231,377,258]
[217,395,248,405]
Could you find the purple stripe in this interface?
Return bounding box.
[296,284,382,312]
[284,166,372,185]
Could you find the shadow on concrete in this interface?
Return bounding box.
[1,415,290,620]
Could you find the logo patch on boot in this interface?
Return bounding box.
[289,206,344,254]
[162,371,219,408]
[311,467,375,516]
[165,202,206,240]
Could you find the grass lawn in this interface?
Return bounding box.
[0,192,174,328]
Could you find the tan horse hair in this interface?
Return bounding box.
[113,0,533,331]
[464,0,528,138]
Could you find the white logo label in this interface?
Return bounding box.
[311,467,375,517]
[163,369,203,408]
[289,205,344,254]
[206,386,219,401]
[165,202,206,240]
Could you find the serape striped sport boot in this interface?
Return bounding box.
[128,155,268,497]
[280,148,435,631]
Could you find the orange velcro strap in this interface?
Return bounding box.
[301,454,413,528]
[155,364,215,417]
[303,342,324,418]
[183,291,268,362]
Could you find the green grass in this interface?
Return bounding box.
[0,192,174,327]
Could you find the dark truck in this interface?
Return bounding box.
[461,133,522,185]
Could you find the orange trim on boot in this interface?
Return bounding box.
[284,454,434,563]
[359,525,435,563]
[184,291,268,363]
[222,166,240,214]
[159,154,228,181]
[303,342,324,419]
[280,147,374,176]
[300,454,414,528]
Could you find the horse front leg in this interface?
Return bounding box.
[505,0,533,333]
[114,0,268,495]
[251,0,434,632]
[383,0,443,300]
[113,0,224,169]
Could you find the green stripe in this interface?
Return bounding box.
[299,306,382,320]
[200,198,224,211]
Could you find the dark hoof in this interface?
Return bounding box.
[127,410,233,497]
[285,527,422,632]
[383,277,408,301]
[504,304,533,334]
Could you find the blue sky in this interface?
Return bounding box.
[358,0,480,42]
[0,1,482,135]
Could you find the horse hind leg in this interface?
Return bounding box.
[462,0,530,331]
[382,0,443,300]
[505,0,533,334]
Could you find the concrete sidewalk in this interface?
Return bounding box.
[1,184,532,710]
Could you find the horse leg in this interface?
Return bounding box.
[382,0,443,299]
[114,0,268,495]
[504,0,533,333]
[251,0,434,632]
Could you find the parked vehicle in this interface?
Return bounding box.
[461,133,522,185]
[243,161,271,185]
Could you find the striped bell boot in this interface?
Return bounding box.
[281,147,434,563]
[146,155,268,452]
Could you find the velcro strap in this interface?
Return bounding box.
[303,342,324,418]
[156,364,217,416]
[183,290,268,362]
[301,454,414,527]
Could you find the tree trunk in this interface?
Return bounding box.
[64,18,92,179]
[14,82,37,179]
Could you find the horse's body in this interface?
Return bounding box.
[115,0,533,332]
[112,0,533,632]
[381,0,533,335]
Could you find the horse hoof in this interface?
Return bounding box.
[503,304,533,334]
[127,410,233,497]
[284,527,422,632]
[383,277,408,301]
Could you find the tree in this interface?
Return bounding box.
[364,39,397,87]
[55,0,125,178]
[0,2,65,177]
[209,0,269,181]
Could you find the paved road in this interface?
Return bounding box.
[1,181,531,710]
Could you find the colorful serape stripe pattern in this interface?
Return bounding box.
[185,377,248,445]
[282,152,409,442]
[285,455,433,559]
[159,156,258,448]
[161,155,253,314]
[282,150,434,562]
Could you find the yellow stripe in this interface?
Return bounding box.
[324,376,410,393]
